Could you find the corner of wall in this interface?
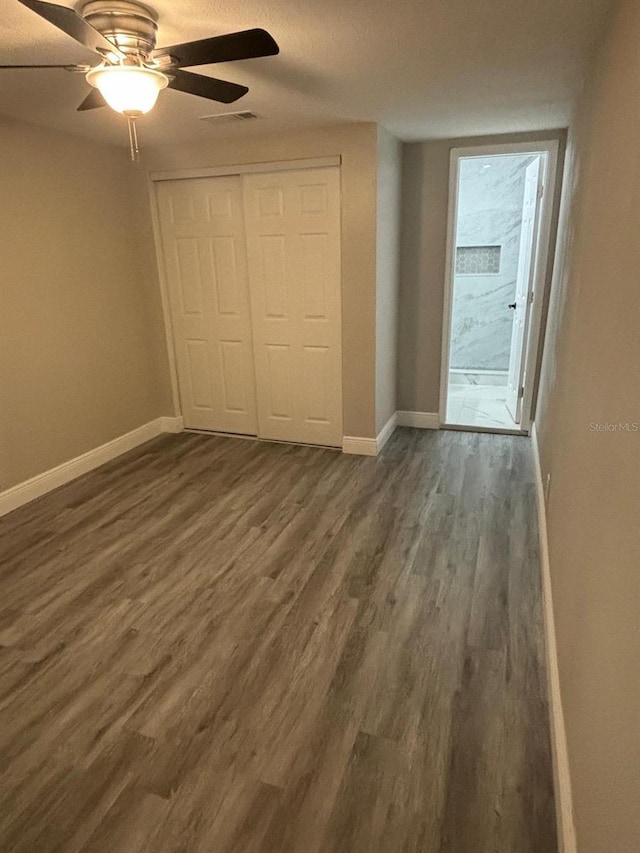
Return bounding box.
[375,126,403,434]
[0,119,172,490]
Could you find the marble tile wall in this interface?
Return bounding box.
[450,154,533,370]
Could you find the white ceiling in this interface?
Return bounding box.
[0,0,613,148]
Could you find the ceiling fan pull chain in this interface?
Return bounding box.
[127,115,140,162]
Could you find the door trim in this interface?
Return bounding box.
[151,156,341,183]
[439,139,559,435]
[148,174,183,418]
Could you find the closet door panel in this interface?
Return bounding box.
[243,167,342,447]
[265,344,295,422]
[157,176,257,434]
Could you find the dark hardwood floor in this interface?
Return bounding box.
[0,428,557,852]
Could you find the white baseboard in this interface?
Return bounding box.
[343,410,441,456]
[0,415,184,519]
[342,436,378,456]
[531,423,576,853]
[158,416,184,433]
[376,412,397,452]
[396,410,440,429]
[343,411,398,456]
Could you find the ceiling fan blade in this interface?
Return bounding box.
[154,28,279,68]
[168,70,248,104]
[77,88,107,111]
[0,63,89,71]
[17,0,124,58]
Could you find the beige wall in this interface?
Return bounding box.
[143,122,379,439]
[0,118,166,491]
[535,1,640,850]
[0,119,388,494]
[375,126,402,433]
[398,130,566,415]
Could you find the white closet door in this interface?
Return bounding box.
[242,167,343,447]
[156,176,258,434]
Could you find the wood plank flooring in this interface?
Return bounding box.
[0,428,557,852]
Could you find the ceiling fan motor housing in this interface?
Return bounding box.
[81,1,159,59]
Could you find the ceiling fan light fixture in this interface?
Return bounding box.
[86,65,168,116]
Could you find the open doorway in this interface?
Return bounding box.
[440,142,558,433]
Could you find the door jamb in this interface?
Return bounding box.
[148,177,182,418]
[439,140,559,435]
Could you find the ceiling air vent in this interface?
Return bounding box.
[199,111,259,124]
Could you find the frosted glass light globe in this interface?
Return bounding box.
[86,65,168,116]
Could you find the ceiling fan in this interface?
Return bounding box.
[1,0,279,157]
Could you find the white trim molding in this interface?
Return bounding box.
[376,412,398,452]
[343,412,398,457]
[342,436,378,456]
[343,410,441,455]
[150,156,342,183]
[0,416,183,519]
[158,416,184,433]
[396,411,440,429]
[531,423,576,853]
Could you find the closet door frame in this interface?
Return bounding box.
[148,156,342,433]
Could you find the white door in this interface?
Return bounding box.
[506,156,543,423]
[242,167,343,447]
[157,176,258,434]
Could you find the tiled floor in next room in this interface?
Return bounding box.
[446,383,517,430]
